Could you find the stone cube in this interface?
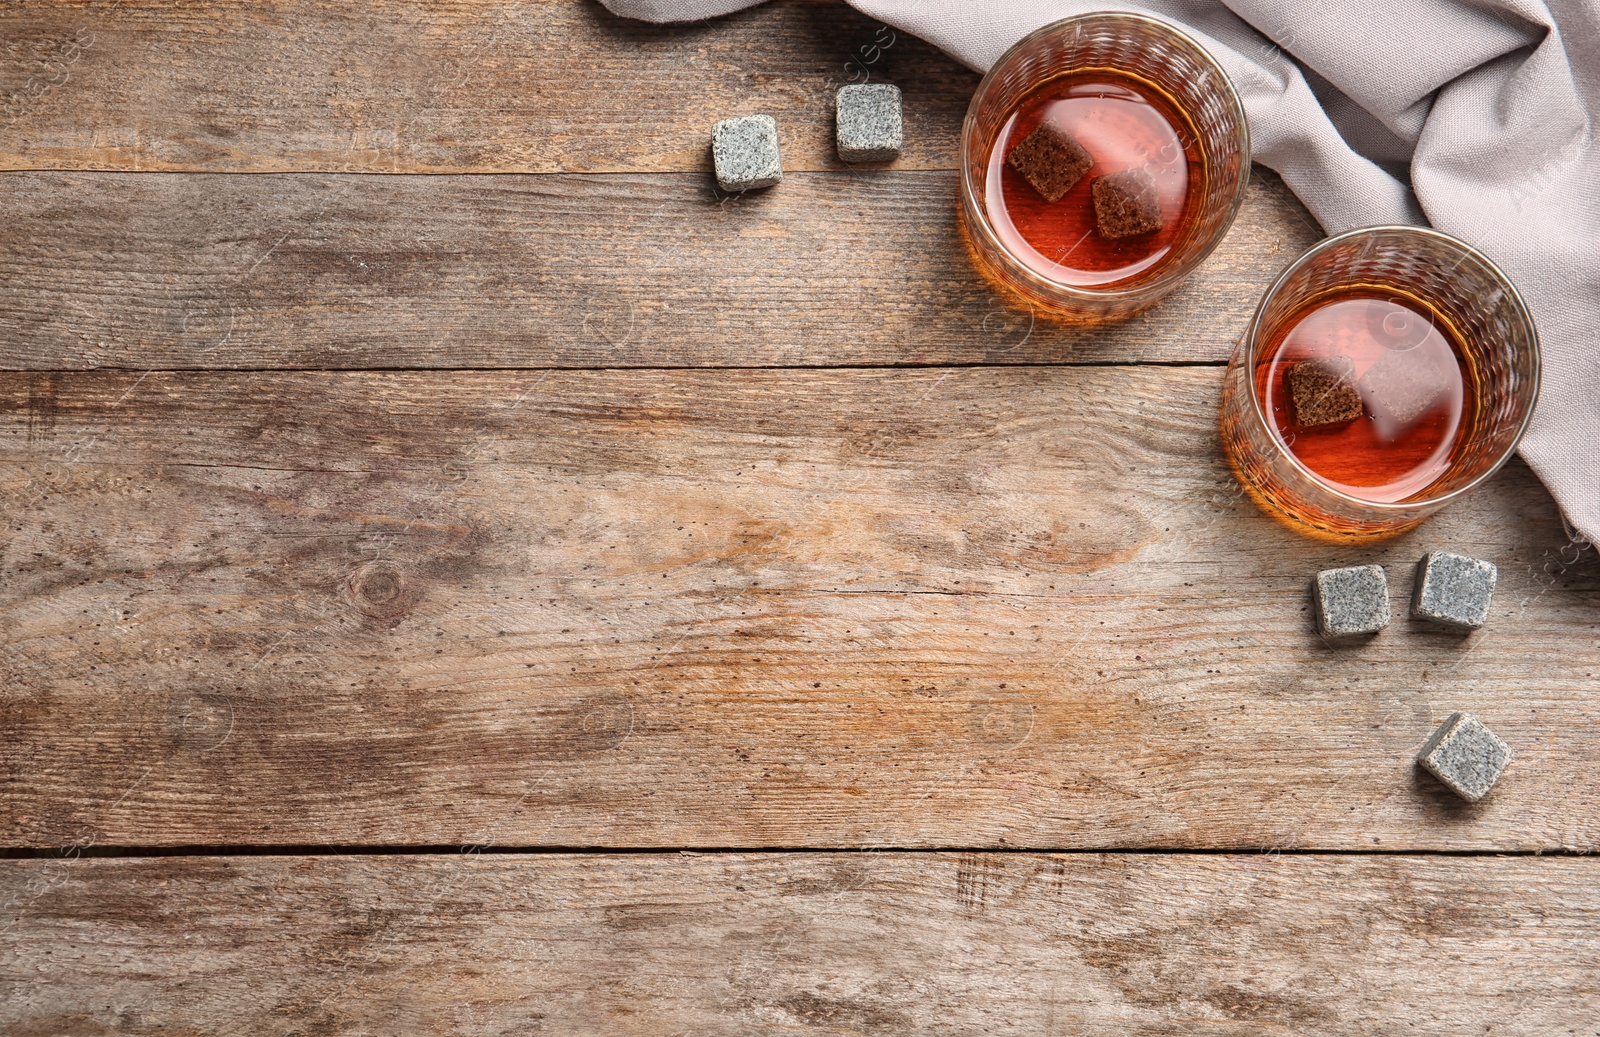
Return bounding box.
[836,83,903,163]
[1092,168,1164,238]
[1313,564,1391,638]
[1287,356,1363,428]
[1006,119,1092,202]
[1411,551,1497,629]
[1358,345,1452,427]
[712,114,783,192]
[1416,711,1512,802]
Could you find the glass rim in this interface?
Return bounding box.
[1240,224,1543,513]
[958,10,1252,304]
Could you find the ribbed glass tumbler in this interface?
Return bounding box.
[958,12,1250,320]
[1219,226,1541,539]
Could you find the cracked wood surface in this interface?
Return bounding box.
[2,1,1597,1032]
[2,852,1597,1035]
[0,1,1322,370]
[0,0,970,175]
[1,368,1595,852]
[0,169,1320,369]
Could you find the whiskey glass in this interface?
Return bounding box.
[958,12,1251,320]
[1219,226,1541,538]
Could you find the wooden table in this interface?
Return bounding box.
[2,2,1596,1032]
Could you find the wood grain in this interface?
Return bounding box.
[6,0,1593,1021]
[0,168,1321,369]
[3,852,1598,1035]
[2,367,1595,852]
[0,0,975,174]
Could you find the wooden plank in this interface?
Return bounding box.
[1,367,1596,852]
[0,168,1321,369]
[0,0,975,174]
[2,852,1597,1034]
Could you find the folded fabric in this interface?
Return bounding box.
[601,0,1600,547]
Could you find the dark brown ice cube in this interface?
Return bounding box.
[1005,121,1093,203]
[1287,355,1363,428]
[1092,168,1164,238]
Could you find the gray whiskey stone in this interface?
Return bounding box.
[836,84,903,163]
[712,114,783,192]
[1411,551,1497,629]
[1416,711,1512,802]
[1359,345,1452,426]
[1313,564,1391,638]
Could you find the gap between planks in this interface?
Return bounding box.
[0,361,1234,375]
[1,844,1593,860]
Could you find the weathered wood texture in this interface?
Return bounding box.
[3,852,1598,1035]
[0,168,1320,369]
[0,0,975,174]
[2,368,1595,851]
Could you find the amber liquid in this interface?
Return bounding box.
[1254,292,1474,503]
[985,70,1202,287]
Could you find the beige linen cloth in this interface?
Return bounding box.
[602,0,1599,544]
